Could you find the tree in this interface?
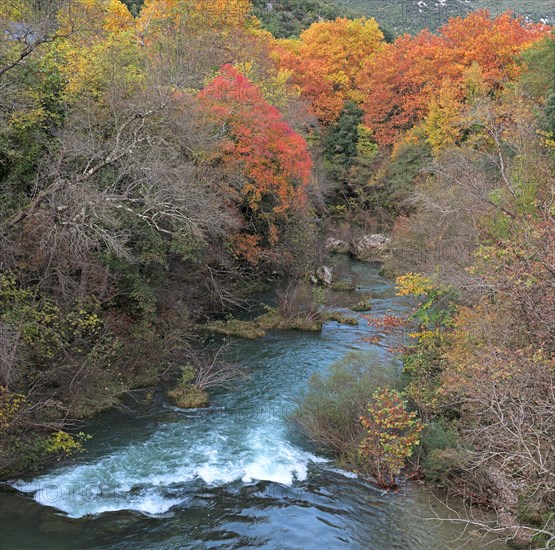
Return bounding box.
[424,80,463,154]
[275,17,383,124]
[383,42,555,542]
[199,64,313,264]
[518,33,555,140]
[324,101,365,168]
[358,11,550,146]
[359,388,424,487]
[0,0,75,80]
[137,0,252,46]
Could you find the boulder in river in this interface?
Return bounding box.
[314,265,333,286]
[355,234,391,260]
[325,237,350,254]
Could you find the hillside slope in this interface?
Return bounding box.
[325,0,554,33]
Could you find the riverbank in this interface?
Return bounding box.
[1,259,508,549]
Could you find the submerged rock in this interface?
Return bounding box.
[351,298,372,312]
[322,311,359,325]
[331,280,357,292]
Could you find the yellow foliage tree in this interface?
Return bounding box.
[56,0,142,99]
[275,17,384,124]
[424,80,463,154]
[137,0,252,45]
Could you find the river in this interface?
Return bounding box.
[0,259,505,549]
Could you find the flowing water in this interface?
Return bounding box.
[0,260,505,549]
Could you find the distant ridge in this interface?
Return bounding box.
[256,0,554,36]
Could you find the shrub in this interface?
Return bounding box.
[277,282,322,322]
[359,388,424,487]
[167,365,209,409]
[420,422,461,484]
[293,351,397,461]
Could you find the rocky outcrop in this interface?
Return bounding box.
[325,237,350,254]
[354,234,391,260]
[311,265,333,286]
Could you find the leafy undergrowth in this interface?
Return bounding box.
[202,306,359,339]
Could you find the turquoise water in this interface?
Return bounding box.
[0,260,504,549]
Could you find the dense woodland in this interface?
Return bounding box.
[0,0,554,545]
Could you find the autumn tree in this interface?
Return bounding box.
[199,64,313,265]
[274,17,383,124]
[382,39,555,542]
[0,0,261,475]
[359,388,424,488]
[137,0,253,46]
[358,11,550,146]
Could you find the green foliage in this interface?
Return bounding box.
[293,351,398,461]
[311,285,326,307]
[121,0,143,16]
[518,34,555,101]
[518,33,555,141]
[396,273,456,331]
[177,364,197,387]
[382,137,432,211]
[252,0,361,38]
[0,388,26,431]
[0,274,102,362]
[0,433,55,478]
[395,274,456,418]
[419,421,461,483]
[0,49,65,214]
[324,101,383,214]
[324,101,365,168]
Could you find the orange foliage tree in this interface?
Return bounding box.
[358,11,550,145]
[274,17,383,124]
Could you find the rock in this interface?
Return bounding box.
[322,311,359,325]
[315,266,333,286]
[351,298,372,312]
[331,280,356,292]
[325,237,350,254]
[355,234,391,260]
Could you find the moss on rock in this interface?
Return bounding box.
[167,385,209,409]
[201,319,267,339]
[331,280,357,292]
[257,309,323,332]
[201,305,362,340]
[323,311,359,325]
[351,299,372,312]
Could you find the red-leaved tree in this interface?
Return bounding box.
[199,64,313,264]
